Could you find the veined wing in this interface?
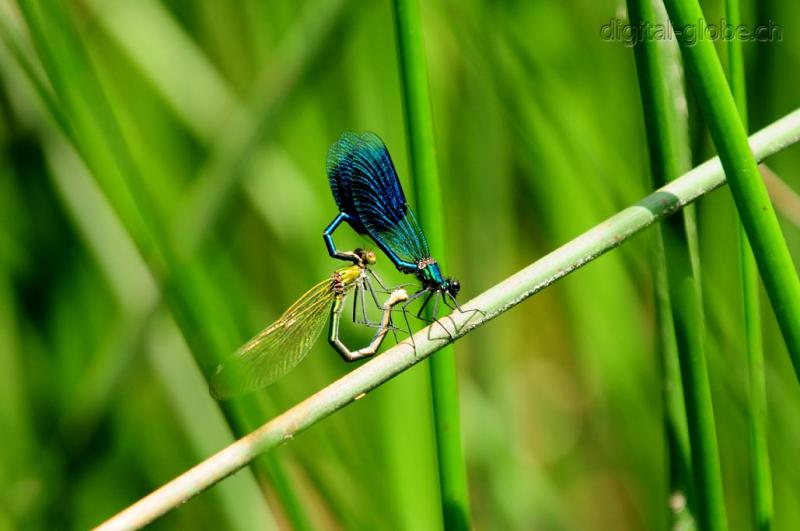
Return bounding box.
[331,132,431,267]
[210,277,336,399]
[327,132,366,233]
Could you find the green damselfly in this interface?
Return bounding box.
[210,249,406,399]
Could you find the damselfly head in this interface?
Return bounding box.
[353,248,377,266]
[445,278,460,298]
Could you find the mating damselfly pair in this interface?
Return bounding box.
[211,132,475,399]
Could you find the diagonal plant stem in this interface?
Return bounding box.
[392,0,470,527]
[93,108,800,531]
[663,0,800,382]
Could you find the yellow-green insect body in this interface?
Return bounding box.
[210,251,406,399]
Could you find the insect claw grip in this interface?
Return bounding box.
[329,287,409,362]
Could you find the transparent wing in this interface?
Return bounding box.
[330,132,431,266]
[210,278,335,398]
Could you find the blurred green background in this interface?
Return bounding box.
[1,0,798,529]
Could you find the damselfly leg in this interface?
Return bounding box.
[351,282,373,326]
[442,292,486,325]
[399,286,486,344]
[351,275,407,331]
[396,288,451,343]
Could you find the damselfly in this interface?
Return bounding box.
[210,249,407,399]
[323,132,470,323]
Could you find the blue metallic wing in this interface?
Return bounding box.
[328,132,431,270]
[327,132,367,234]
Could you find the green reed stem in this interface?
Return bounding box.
[663,0,800,382]
[14,2,306,527]
[724,0,774,529]
[628,1,728,529]
[93,108,800,531]
[626,1,701,528]
[392,0,471,528]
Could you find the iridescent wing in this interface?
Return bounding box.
[327,132,431,269]
[327,132,367,234]
[210,277,336,399]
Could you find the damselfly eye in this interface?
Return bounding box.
[353,248,377,265]
[448,279,461,297]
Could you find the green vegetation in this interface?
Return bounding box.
[724,0,773,528]
[392,0,470,527]
[1,1,798,529]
